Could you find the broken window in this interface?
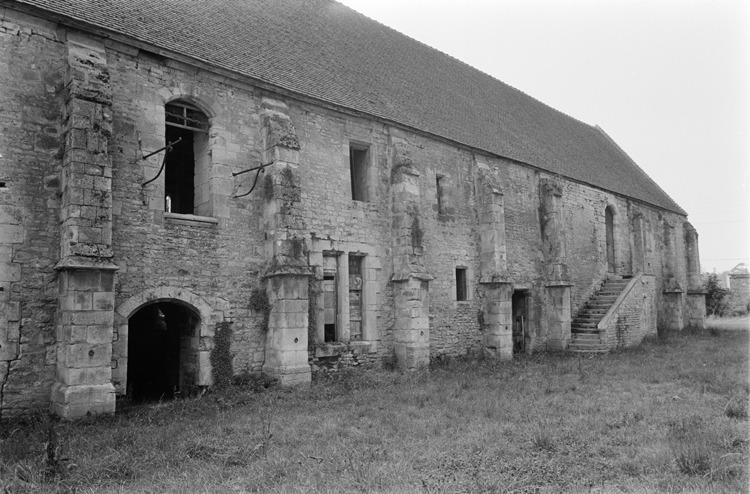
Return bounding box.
[164,102,209,215]
[456,267,468,302]
[349,145,369,202]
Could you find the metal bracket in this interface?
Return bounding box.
[141,137,183,187]
[232,162,274,198]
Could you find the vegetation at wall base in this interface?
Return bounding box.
[1,317,747,493]
[209,321,234,389]
[704,272,730,317]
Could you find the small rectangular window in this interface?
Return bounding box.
[456,267,467,301]
[349,145,369,202]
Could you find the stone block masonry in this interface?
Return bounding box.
[599,274,656,348]
[0,8,65,417]
[0,6,702,416]
[51,31,118,418]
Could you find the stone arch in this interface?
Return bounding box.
[112,287,226,395]
[158,86,219,119]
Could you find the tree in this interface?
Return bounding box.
[704,273,729,317]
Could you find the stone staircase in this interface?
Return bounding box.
[569,276,631,353]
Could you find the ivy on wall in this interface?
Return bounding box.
[249,287,271,333]
[211,321,234,389]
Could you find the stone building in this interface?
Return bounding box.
[0,0,705,418]
[727,264,750,314]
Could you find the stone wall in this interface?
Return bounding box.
[728,273,749,314]
[599,274,657,348]
[0,6,702,416]
[0,9,64,417]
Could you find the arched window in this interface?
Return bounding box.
[164,101,210,215]
[605,206,616,273]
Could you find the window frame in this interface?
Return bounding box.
[162,101,213,219]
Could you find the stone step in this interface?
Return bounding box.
[576,314,603,320]
[598,291,623,297]
[568,347,609,353]
[570,336,604,343]
[571,336,602,343]
[580,309,608,315]
[572,323,597,330]
[571,327,601,332]
[569,339,606,347]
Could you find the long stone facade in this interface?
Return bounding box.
[0,4,705,418]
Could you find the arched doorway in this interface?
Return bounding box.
[605,206,616,274]
[126,301,199,402]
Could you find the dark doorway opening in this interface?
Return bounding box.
[127,302,197,402]
[512,290,529,354]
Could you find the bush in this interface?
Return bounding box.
[704,273,729,317]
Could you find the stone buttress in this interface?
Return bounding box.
[683,222,706,329]
[660,218,684,330]
[259,98,311,385]
[475,161,513,359]
[389,130,432,370]
[539,178,572,350]
[51,32,118,418]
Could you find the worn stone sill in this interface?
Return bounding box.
[164,212,219,228]
[454,301,472,309]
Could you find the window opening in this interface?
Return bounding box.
[348,255,363,340]
[456,267,467,301]
[323,273,337,342]
[349,145,369,202]
[512,291,529,353]
[164,102,209,215]
[436,175,445,214]
[605,207,615,273]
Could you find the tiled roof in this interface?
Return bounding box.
[11,0,685,214]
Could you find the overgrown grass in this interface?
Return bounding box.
[1,319,747,493]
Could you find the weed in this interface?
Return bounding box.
[725,396,748,419]
[531,429,556,452]
[0,325,746,493]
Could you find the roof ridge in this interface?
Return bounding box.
[594,125,685,215]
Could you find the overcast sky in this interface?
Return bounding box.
[338,0,749,274]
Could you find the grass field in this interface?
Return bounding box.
[1,318,748,493]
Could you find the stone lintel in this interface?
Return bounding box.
[479,276,512,285]
[545,281,574,288]
[391,272,433,282]
[54,256,119,272]
[687,290,707,295]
